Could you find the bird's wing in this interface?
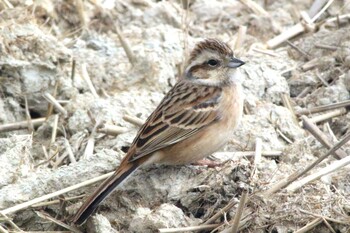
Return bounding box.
[128,80,223,162]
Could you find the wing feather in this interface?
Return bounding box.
[128,80,223,162]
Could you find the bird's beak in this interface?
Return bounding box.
[227,57,245,68]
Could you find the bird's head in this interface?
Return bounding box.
[185,39,245,86]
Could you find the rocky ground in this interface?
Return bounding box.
[0,0,350,232]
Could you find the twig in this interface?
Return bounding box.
[267,23,305,49]
[324,13,350,24]
[0,213,23,232]
[315,43,338,51]
[82,120,102,160]
[35,211,81,233]
[213,151,282,158]
[234,25,247,53]
[299,209,350,225]
[97,124,128,136]
[1,0,13,8]
[0,118,46,133]
[23,95,34,132]
[75,0,87,28]
[295,100,350,115]
[0,172,113,215]
[71,59,76,80]
[251,47,279,57]
[296,86,312,98]
[301,115,346,159]
[310,0,335,23]
[305,108,346,124]
[315,71,330,87]
[49,114,59,155]
[308,0,329,18]
[322,218,337,233]
[238,0,269,16]
[46,82,59,117]
[43,92,68,117]
[0,225,8,233]
[294,218,323,233]
[158,224,220,233]
[281,93,299,124]
[220,191,249,233]
[276,128,293,144]
[203,198,237,225]
[64,138,76,163]
[286,40,311,60]
[287,151,350,192]
[301,57,321,71]
[123,114,144,127]
[254,138,262,167]
[31,194,85,208]
[115,26,137,65]
[262,132,350,196]
[81,63,99,98]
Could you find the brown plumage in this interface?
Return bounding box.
[73,39,245,225]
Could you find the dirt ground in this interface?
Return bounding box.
[0,0,350,232]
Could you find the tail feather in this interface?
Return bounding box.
[73,163,139,225]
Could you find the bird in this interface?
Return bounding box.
[73,38,245,224]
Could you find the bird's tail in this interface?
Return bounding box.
[73,162,139,225]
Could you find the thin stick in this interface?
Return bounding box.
[263,132,350,196]
[64,138,76,163]
[0,225,8,233]
[299,209,349,225]
[310,0,335,23]
[286,40,311,60]
[306,108,346,124]
[97,124,129,136]
[294,218,323,233]
[301,116,346,159]
[234,25,247,53]
[203,198,237,225]
[281,93,298,124]
[267,23,305,49]
[0,118,46,133]
[0,213,23,232]
[238,0,268,16]
[0,172,113,215]
[296,100,350,115]
[315,71,330,87]
[1,0,13,8]
[296,86,312,98]
[322,218,337,233]
[49,115,59,155]
[315,43,338,51]
[308,0,328,18]
[221,191,249,233]
[31,194,85,208]
[123,114,144,127]
[43,92,68,117]
[287,152,350,192]
[251,47,279,57]
[251,138,262,179]
[71,60,76,80]
[115,26,137,65]
[81,63,99,98]
[75,0,87,28]
[35,211,82,233]
[24,95,34,132]
[213,151,282,158]
[158,224,220,233]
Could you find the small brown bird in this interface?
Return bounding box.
[73,39,245,224]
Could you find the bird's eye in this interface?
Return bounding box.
[207,59,219,67]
